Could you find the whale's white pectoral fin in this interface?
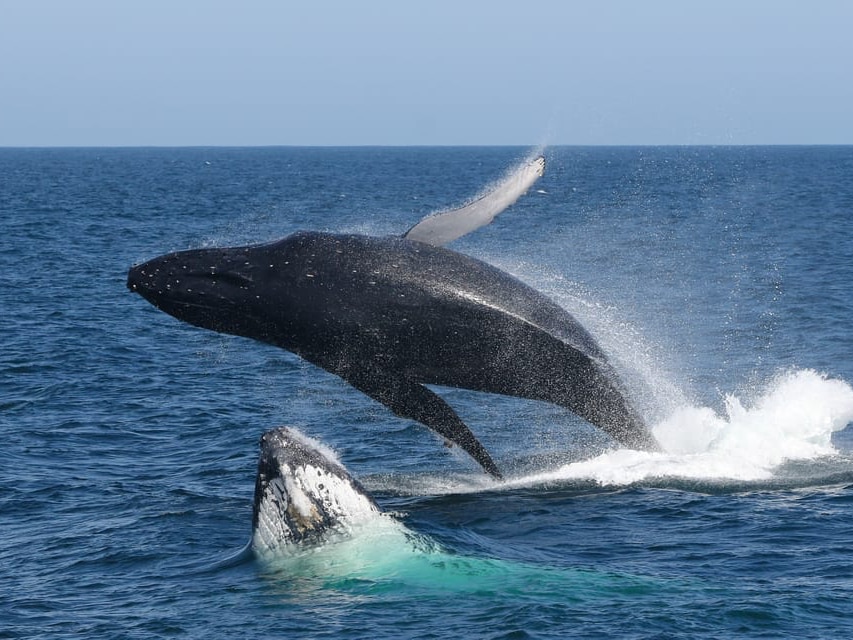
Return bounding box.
[403,155,545,247]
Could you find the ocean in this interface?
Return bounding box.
[2,146,853,638]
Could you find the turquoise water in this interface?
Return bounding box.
[3,146,853,638]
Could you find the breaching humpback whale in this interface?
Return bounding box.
[127,156,658,478]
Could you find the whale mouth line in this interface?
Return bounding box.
[127,273,246,310]
[131,289,242,318]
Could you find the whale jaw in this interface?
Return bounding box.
[251,427,380,556]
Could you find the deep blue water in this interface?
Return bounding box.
[3,146,853,638]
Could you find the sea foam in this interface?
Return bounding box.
[520,369,853,487]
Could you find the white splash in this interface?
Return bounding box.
[515,369,853,487]
[258,514,426,576]
[286,426,345,468]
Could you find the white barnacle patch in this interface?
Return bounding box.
[289,462,376,526]
[282,464,319,525]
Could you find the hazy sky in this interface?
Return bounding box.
[2,0,852,146]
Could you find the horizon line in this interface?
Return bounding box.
[2,142,852,150]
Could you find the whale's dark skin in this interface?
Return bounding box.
[127,231,658,478]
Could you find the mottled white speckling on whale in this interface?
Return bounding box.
[251,426,381,556]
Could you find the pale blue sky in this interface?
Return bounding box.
[2,0,851,146]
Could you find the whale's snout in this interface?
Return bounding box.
[127,263,145,293]
[252,427,380,555]
[126,256,176,304]
[126,246,283,339]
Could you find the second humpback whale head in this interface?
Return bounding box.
[251,427,380,556]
